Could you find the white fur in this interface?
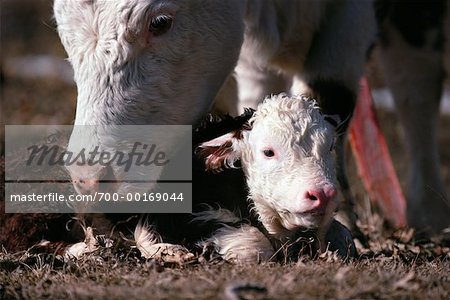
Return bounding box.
[54,0,247,194]
[54,0,246,126]
[245,95,338,237]
[134,219,194,262]
[65,226,98,259]
[233,0,375,112]
[206,224,274,263]
[191,207,242,225]
[134,219,161,256]
[200,94,338,245]
[192,208,275,263]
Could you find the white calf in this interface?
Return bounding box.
[196,94,346,262]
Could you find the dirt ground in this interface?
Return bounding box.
[0,249,449,300]
[1,1,450,299]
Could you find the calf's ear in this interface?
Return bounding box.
[196,133,241,173]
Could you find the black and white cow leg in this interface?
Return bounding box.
[376,0,449,232]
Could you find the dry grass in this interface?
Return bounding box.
[1,214,449,300]
[1,232,449,300]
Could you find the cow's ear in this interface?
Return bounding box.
[196,133,241,173]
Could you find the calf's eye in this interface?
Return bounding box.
[150,15,173,36]
[263,149,275,158]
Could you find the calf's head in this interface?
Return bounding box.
[53,0,246,193]
[199,94,339,238]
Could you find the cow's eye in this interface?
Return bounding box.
[263,149,275,158]
[149,15,173,36]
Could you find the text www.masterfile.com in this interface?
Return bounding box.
[9,192,185,202]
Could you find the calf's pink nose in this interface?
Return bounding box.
[305,185,337,210]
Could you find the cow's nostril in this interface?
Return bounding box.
[73,177,98,192]
[68,165,109,195]
[69,164,119,196]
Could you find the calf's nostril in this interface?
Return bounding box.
[307,192,318,201]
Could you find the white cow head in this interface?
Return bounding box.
[53,0,246,194]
